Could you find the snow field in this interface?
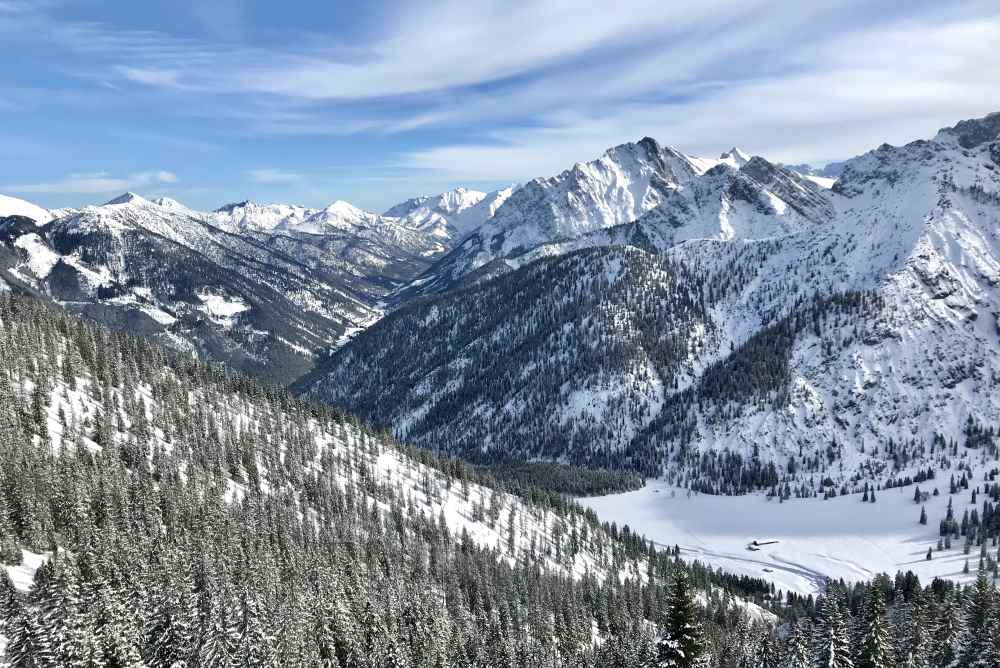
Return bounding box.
[583,476,990,597]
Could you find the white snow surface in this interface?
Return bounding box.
[584,477,984,597]
[0,194,53,224]
[13,233,60,278]
[196,291,249,327]
[4,549,50,593]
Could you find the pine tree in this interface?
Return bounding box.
[856,582,892,668]
[931,592,963,668]
[957,570,995,667]
[2,569,52,668]
[894,595,929,668]
[812,592,853,668]
[782,620,813,668]
[655,568,706,668]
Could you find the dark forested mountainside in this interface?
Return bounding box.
[0,294,783,667]
[301,243,892,493]
[299,246,713,466]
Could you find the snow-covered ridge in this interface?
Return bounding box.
[402,140,834,300]
[0,194,53,225]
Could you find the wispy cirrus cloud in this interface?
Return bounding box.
[401,11,1000,179]
[4,170,177,195]
[1,0,998,210]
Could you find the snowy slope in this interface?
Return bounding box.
[0,194,53,225]
[0,297,662,588]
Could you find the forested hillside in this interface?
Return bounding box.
[1,260,1000,666]
[0,294,781,666]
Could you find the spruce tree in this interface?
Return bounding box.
[957,570,995,668]
[655,568,706,668]
[783,619,813,668]
[856,582,892,668]
[811,592,853,668]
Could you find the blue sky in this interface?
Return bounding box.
[1,0,999,212]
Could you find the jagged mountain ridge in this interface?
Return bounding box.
[396,138,832,300]
[0,186,507,382]
[301,111,1000,492]
[383,185,515,242]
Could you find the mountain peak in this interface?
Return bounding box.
[934,110,1000,149]
[104,192,149,206]
[637,136,661,152]
[214,200,256,213]
[323,200,367,216]
[719,147,751,168]
[152,196,188,212]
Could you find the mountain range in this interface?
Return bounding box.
[0,186,509,383]
[300,111,1000,493]
[4,111,1000,493]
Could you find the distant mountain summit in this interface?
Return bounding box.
[402,137,831,298]
[384,186,515,241]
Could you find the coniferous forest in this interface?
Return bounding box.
[1,290,1000,665]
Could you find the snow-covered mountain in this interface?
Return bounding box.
[399,138,831,299]
[0,194,53,225]
[427,138,704,281]
[302,111,1000,496]
[0,184,520,380]
[0,192,430,382]
[384,186,515,241]
[209,199,318,232]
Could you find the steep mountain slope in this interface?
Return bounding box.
[303,112,1000,496]
[0,194,383,382]
[634,111,1000,483]
[0,294,776,666]
[0,195,52,226]
[300,246,714,468]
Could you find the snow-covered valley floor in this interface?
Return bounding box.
[582,479,984,596]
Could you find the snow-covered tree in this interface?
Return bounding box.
[856,582,893,668]
[655,568,706,668]
[812,592,853,668]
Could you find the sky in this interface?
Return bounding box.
[1,0,999,212]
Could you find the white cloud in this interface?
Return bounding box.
[4,169,178,194]
[2,0,999,197]
[401,13,1000,178]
